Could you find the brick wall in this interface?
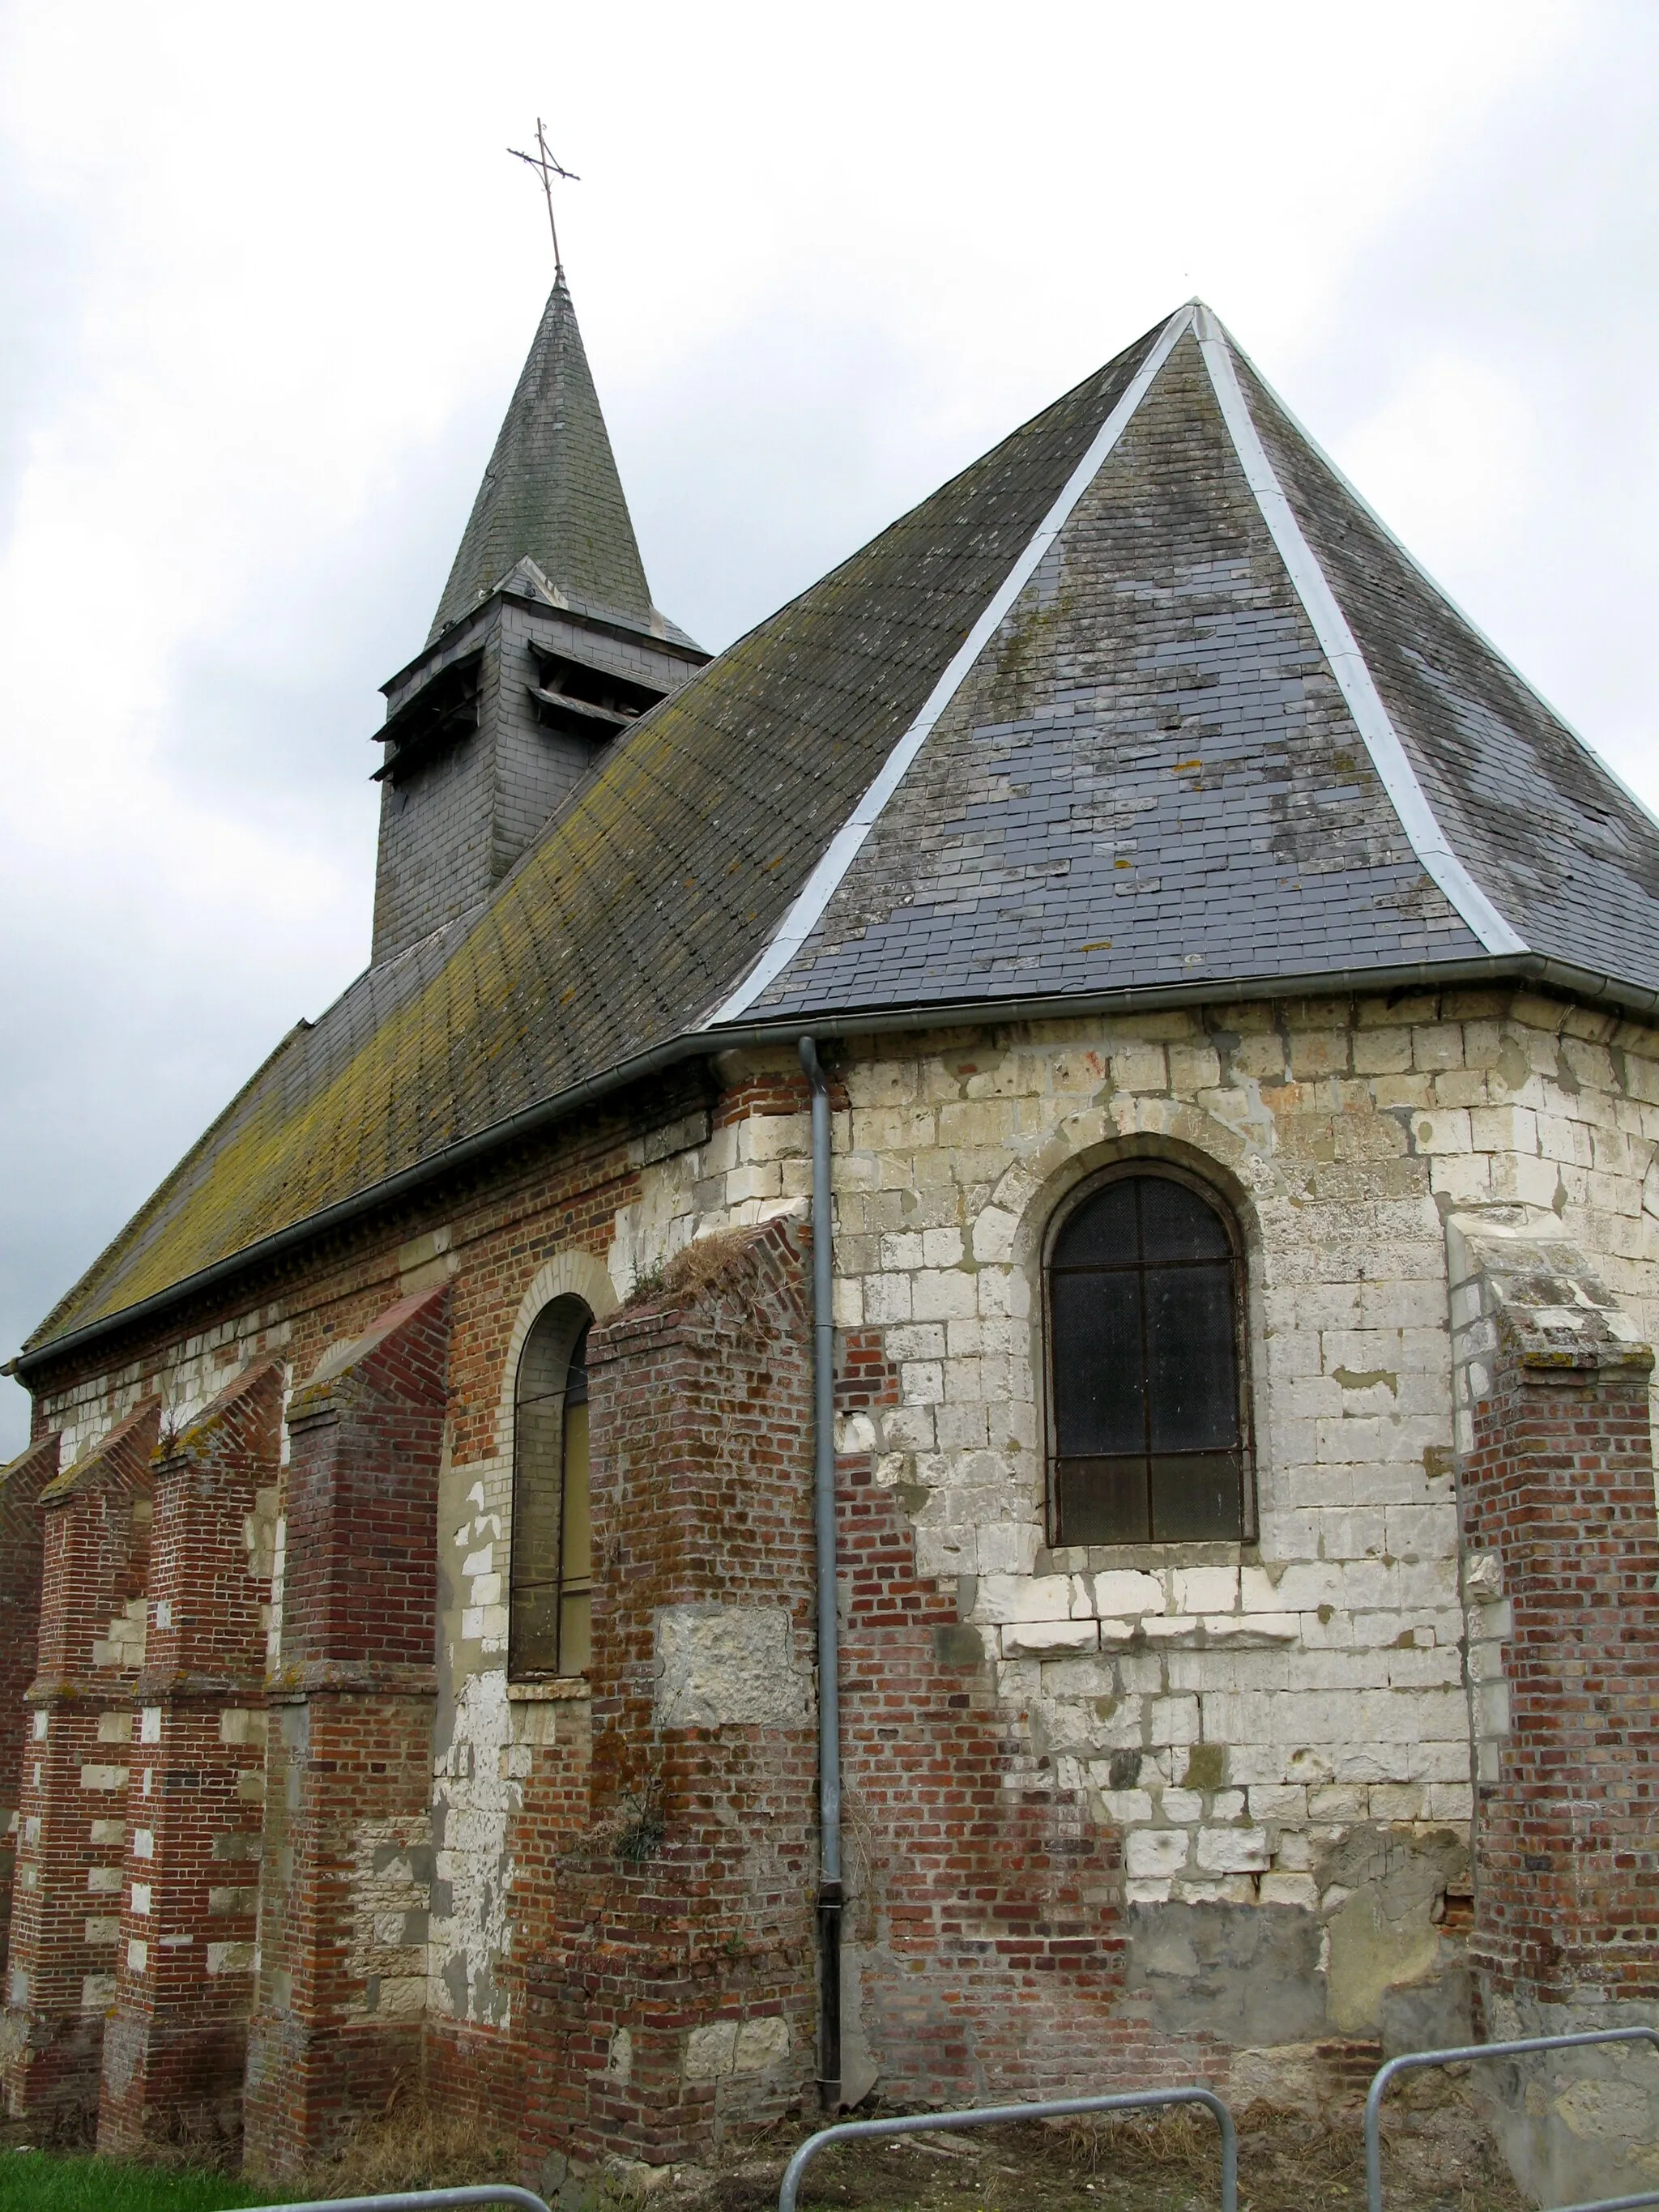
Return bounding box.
[2,1399,159,2121]
[243,1288,450,2176]
[19,1083,696,2157]
[97,1359,281,2156]
[15,990,1659,2164]
[424,1681,592,2130]
[832,1330,1141,2104]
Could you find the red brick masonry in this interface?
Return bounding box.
[98,1361,283,2154]
[3,1400,160,2120]
[1463,1314,1659,2010]
[244,1288,450,2175]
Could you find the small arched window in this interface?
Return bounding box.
[510,1298,592,1677]
[1046,1166,1252,1545]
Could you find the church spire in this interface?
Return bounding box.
[429,270,655,641]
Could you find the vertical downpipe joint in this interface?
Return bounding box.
[800,1035,842,2110]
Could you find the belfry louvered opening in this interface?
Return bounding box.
[373,647,484,784]
[1046,1166,1254,1545]
[526,637,668,740]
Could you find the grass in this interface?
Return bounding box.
[0,2095,515,2210]
[0,2149,287,2210]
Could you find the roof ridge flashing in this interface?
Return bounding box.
[1192,305,1526,961]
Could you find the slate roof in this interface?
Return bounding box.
[429,273,656,639]
[21,301,1659,1365]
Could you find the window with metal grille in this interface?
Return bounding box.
[1046,1167,1252,1545]
[510,1298,592,1677]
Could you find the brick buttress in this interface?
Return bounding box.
[1451,1213,1659,2206]
[0,1433,61,1976]
[242,1288,450,2176]
[520,1220,819,2184]
[1,1400,160,2122]
[97,1361,282,2155]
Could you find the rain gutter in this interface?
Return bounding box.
[10,947,1655,1386]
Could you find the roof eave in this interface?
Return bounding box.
[10,947,1648,1388]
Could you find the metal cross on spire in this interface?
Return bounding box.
[508,118,580,273]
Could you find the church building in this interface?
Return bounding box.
[3,275,1658,2206]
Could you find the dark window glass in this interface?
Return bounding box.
[1051,1176,1137,1268]
[510,1300,593,1677]
[1048,1171,1247,1544]
[1051,1269,1143,1454]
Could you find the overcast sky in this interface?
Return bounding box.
[2,0,1657,1451]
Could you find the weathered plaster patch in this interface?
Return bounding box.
[1319,1824,1466,2033]
[1482,1994,1659,2205]
[683,2015,790,2082]
[1227,2043,1326,2114]
[654,1607,811,1731]
[1128,1900,1326,2044]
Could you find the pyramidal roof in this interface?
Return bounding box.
[715,300,1659,1024]
[22,301,1659,1367]
[429,270,655,638]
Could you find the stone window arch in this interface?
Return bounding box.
[1045,1162,1255,1545]
[510,1295,592,1677]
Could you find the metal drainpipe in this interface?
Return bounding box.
[799,1035,842,2111]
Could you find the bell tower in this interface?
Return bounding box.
[369,271,706,965]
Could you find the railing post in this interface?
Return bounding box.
[778,2084,1237,2212]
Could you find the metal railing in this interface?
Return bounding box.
[237,2029,1659,2212]
[778,2086,1238,2212]
[1365,2028,1659,2212]
[245,2189,551,2212]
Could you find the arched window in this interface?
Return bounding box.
[510,1298,592,1677]
[1046,1166,1252,1545]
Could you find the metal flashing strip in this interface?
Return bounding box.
[705,303,1200,1027]
[1194,305,1527,960]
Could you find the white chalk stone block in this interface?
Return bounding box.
[1196,1826,1271,1873]
[999,1618,1098,1659]
[1125,1828,1191,1877]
